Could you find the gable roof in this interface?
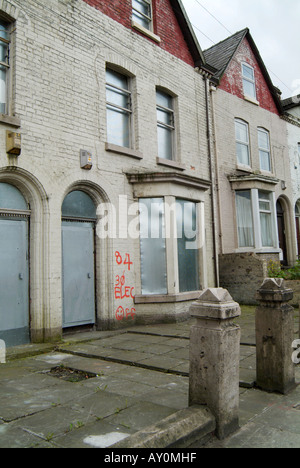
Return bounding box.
[203,28,247,82]
[170,0,207,69]
[203,28,283,113]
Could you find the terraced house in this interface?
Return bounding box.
[282,95,300,258]
[203,28,297,304]
[1,0,298,348]
[0,0,216,347]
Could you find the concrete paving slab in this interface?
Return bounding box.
[10,405,98,440]
[94,375,154,397]
[139,388,189,410]
[105,400,177,432]
[0,306,299,448]
[0,423,55,448]
[134,354,186,374]
[53,419,133,448]
[200,421,300,448]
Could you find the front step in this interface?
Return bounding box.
[110,405,216,449]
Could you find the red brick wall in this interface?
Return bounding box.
[219,37,279,115]
[82,0,195,66]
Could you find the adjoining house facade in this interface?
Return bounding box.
[282,96,300,258]
[203,29,297,304]
[0,0,216,347]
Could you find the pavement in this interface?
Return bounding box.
[0,305,300,449]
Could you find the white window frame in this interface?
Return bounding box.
[105,68,132,149]
[235,189,278,251]
[138,196,202,296]
[258,127,271,172]
[156,89,175,161]
[132,0,152,31]
[0,19,10,115]
[242,63,257,100]
[235,119,251,167]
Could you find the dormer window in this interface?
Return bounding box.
[242,63,256,100]
[132,0,152,31]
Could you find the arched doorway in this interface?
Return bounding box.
[276,199,288,265]
[62,190,97,329]
[0,183,30,346]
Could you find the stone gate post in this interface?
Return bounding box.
[189,288,241,440]
[256,278,296,394]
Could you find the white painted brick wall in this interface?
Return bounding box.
[214,88,295,259]
[0,0,214,338]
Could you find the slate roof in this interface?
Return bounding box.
[203,28,283,113]
[282,96,300,110]
[203,28,248,82]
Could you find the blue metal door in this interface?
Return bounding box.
[0,218,29,346]
[62,221,96,328]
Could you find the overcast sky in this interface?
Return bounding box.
[181,0,300,99]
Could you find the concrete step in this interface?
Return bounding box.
[110,405,216,449]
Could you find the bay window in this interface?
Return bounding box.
[139,198,167,295]
[176,199,199,293]
[139,197,200,296]
[236,189,278,250]
[235,191,254,248]
[259,191,274,247]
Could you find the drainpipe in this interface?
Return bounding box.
[202,72,219,287]
[209,83,223,255]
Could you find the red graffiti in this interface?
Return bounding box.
[114,251,135,322]
[116,306,125,321]
[115,252,133,271]
[115,306,136,322]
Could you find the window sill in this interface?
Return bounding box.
[243,95,260,106]
[134,291,201,304]
[105,142,143,160]
[156,157,185,171]
[236,164,253,173]
[260,169,274,177]
[0,114,21,128]
[131,21,161,43]
[235,248,281,254]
